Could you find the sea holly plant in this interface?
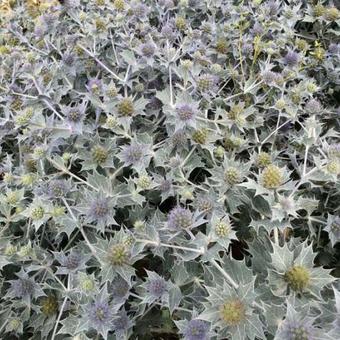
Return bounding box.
[0,0,340,339]
[268,241,335,300]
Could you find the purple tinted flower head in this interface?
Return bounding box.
[171,129,187,149]
[279,319,315,340]
[121,143,145,166]
[184,319,210,340]
[147,277,168,297]
[55,249,90,274]
[159,0,175,9]
[167,206,193,229]
[87,300,113,335]
[242,42,253,55]
[328,43,340,55]
[131,2,149,18]
[11,278,36,298]
[64,250,82,270]
[62,53,75,67]
[283,50,299,67]
[65,102,86,132]
[40,13,57,27]
[47,180,68,198]
[86,78,102,95]
[252,22,264,36]
[161,23,176,40]
[267,1,280,16]
[305,99,322,114]
[113,310,132,336]
[139,41,156,58]
[110,277,130,302]
[328,143,340,159]
[159,179,172,192]
[262,70,277,85]
[176,104,197,122]
[276,304,319,340]
[88,197,110,222]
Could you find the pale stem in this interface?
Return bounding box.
[130,292,192,313]
[303,145,309,177]
[136,239,204,254]
[47,157,99,192]
[51,276,70,340]
[273,227,279,245]
[169,65,174,107]
[260,119,291,146]
[62,198,100,261]
[180,146,196,168]
[210,259,239,289]
[77,44,123,82]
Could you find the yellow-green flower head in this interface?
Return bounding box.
[256,152,271,168]
[133,220,145,230]
[284,265,310,292]
[6,191,19,205]
[62,152,72,162]
[313,4,325,17]
[224,167,241,186]
[124,235,135,247]
[113,0,125,11]
[276,98,286,110]
[92,145,108,165]
[215,38,228,54]
[215,221,231,238]
[95,18,106,32]
[262,165,283,189]
[8,318,21,331]
[214,146,225,159]
[51,206,65,217]
[41,295,59,316]
[80,276,95,292]
[18,244,33,257]
[31,206,45,220]
[326,160,340,175]
[138,175,151,189]
[220,299,246,326]
[3,172,14,183]
[33,147,45,159]
[21,174,35,186]
[192,128,209,144]
[180,59,193,70]
[4,244,17,256]
[175,16,186,30]
[105,115,118,128]
[117,98,135,116]
[325,7,339,21]
[106,243,130,266]
[25,158,37,173]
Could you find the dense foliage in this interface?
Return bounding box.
[0,0,339,339]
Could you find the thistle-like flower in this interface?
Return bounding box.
[182,319,210,340]
[140,271,169,304]
[54,249,90,274]
[283,50,300,67]
[86,298,114,339]
[7,269,44,305]
[199,259,264,340]
[167,206,193,230]
[274,303,326,340]
[176,103,197,122]
[325,215,340,247]
[41,295,59,317]
[268,241,335,297]
[110,276,130,304]
[261,164,283,189]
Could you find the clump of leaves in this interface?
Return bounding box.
[0,0,339,339]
